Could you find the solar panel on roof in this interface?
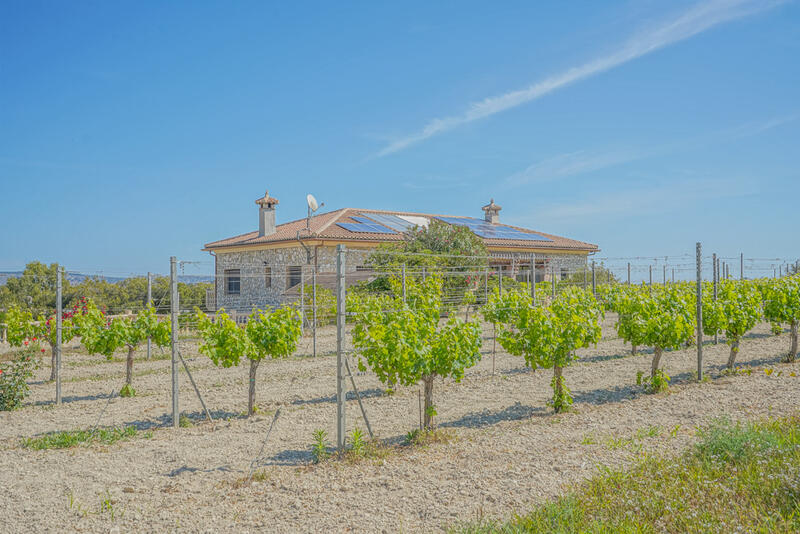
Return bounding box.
[435,216,552,242]
[336,222,396,234]
[358,213,419,232]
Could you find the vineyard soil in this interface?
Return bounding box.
[1,315,798,533]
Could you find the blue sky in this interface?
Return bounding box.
[1,0,798,278]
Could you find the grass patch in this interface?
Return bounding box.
[22,426,144,450]
[454,414,800,533]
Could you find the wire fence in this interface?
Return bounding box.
[1,246,798,445]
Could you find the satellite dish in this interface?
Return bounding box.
[307,194,319,212]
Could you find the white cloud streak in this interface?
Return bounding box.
[376,0,785,157]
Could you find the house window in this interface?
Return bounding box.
[224,269,241,295]
[355,265,372,272]
[561,267,568,280]
[287,266,302,288]
[265,266,272,288]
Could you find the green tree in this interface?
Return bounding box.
[195,306,302,416]
[703,280,762,369]
[763,275,800,362]
[349,275,482,429]
[4,304,81,381]
[616,286,695,391]
[366,219,488,300]
[485,285,601,412]
[0,262,69,314]
[79,305,170,395]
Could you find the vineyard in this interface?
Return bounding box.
[1,250,799,532]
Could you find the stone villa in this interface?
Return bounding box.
[203,191,599,311]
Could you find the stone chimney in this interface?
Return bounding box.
[482,198,501,224]
[255,190,279,237]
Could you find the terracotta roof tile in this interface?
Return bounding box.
[204,208,598,252]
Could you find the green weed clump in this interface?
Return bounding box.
[22,426,140,450]
[455,415,800,533]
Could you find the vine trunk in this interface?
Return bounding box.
[248,359,260,416]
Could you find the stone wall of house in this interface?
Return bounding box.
[213,246,371,312]
[212,245,588,311]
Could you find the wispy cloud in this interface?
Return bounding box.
[504,150,648,186]
[376,0,785,157]
[515,176,757,224]
[504,112,800,187]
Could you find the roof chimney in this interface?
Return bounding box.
[255,190,279,237]
[482,198,501,224]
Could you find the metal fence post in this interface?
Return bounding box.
[649,265,652,288]
[300,268,305,336]
[170,257,179,428]
[591,260,596,296]
[662,265,666,285]
[484,266,488,304]
[499,267,503,296]
[146,272,152,360]
[627,262,631,285]
[55,265,62,405]
[740,253,744,280]
[402,264,407,303]
[696,243,703,381]
[312,265,317,358]
[335,245,346,450]
[583,265,587,289]
[672,268,675,284]
[712,253,718,345]
[551,267,556,298]
[530,253,536,305]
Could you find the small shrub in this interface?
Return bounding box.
[311,429,330,464]
[349,427,366,457]
[636,368,670,393]
[0,346,40,411]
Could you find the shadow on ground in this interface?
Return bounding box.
[291,388,385,406]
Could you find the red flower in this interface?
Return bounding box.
[24,341,28,346]
[41,348,46,353]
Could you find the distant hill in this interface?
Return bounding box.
[0,272,213,286]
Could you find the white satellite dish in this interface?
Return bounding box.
[307,194,319,212]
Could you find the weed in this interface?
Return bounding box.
[635,425,661,440]
[581,433,597,445]
[22,426,139,450]
[636,369,670,393]
[179,414,193,428]
[119,384,136,398]
[455,414,800,533]
[311,429,330,464]
[349,427,366,457]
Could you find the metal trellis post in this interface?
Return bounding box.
[299,268,305,336]
[335,245,346,450]
[591,260,596,296]
[530,253,536,305]
[146,272,152,360]
[627,262,631,285]
[712,253,718,345]
[402,264,407,303]
[696,243,703,381]
[55,265,62,405]
[170,256,179,428]
[740,253,744,280]
[312,265,317,358]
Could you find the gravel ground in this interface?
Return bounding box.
[1,315,798,533]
